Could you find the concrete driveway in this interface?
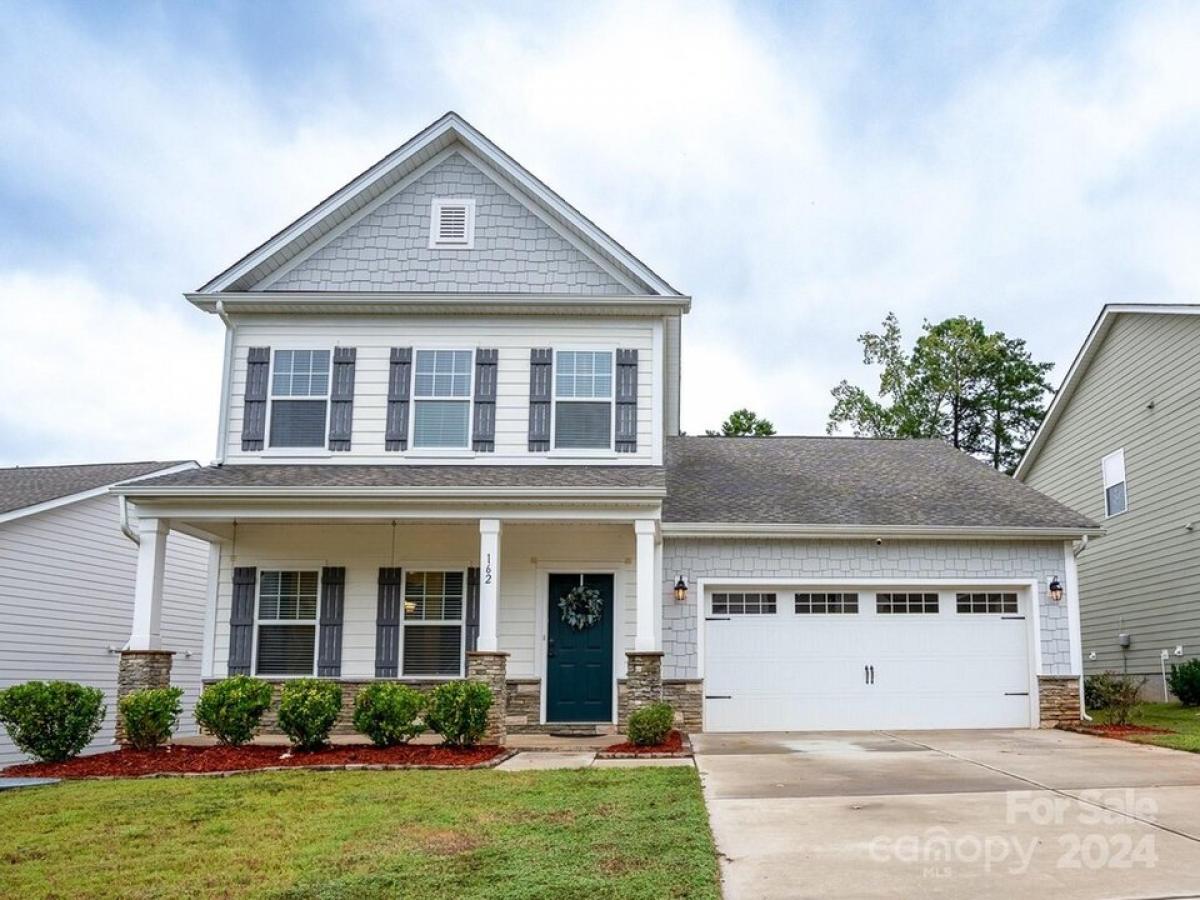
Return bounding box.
[694,729,1200,899]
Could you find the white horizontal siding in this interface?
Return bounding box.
[224,315,660,464]
[0,494,210,765]
[1023,313,1200,678]
[210,522,636,682]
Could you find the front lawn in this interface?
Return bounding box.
[0,767,719,899]
[1128,702,1200,752]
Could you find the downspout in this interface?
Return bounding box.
[119,494,139,546]
[213,300,235,465]
[1071,536,1092,721]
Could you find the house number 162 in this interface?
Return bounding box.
[484,554,493,585]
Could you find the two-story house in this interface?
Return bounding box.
[1017,304,1200,700]
[115,113,1098,740]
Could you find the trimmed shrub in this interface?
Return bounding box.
[1168,659,1200,707]
[0,681,106,762]
[425,681,492,747]
[277,679,343,751]
[1084,673,1113,712]
[353,682,426,747]
[195,676,275,746]
[627,702,674,746]
[1087,673,1145,725]
[119,686,183,750]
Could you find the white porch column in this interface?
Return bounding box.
[478,519,501,652]
[128,518,169,651]
[634,519,659,651]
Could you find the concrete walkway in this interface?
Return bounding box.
[0,777,59,791]
[695,729,1200,899]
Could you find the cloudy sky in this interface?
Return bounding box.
[2,0,1199,465]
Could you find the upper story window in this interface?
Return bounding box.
[429,198,476,249]
[255,570,320,676]
[554,350,613,450]
[269,350,330,448]
[1102,449,1127,516]
[413,350,473,449]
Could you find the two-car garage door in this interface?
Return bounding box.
[703,586,1033,732]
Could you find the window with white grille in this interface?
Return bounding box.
[1102,449,1127,516]
[402,571,465,676]
[711,592,777,615]
[795,592,859,614]
[255,570,319,676]
[876,592,939,614]
[956,592,1019,614]
[429,199,475,248]
[268,349,330,448]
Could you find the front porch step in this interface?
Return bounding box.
[545,723,617,738]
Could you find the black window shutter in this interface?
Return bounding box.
[615,348,638,453]
[385,348,412,451]
[528,348,553,451]
[327,348,356,451]
[241,348,271,451]
[465,566,481,652]
[228,567,256,675]
[376,567,403,677]
[317,567,345,677]
[472,349,498,452]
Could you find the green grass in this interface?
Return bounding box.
[1127,702,1200,752]
[0,768,720,899]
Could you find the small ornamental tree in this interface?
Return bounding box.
[195,676,275,746]
[0,681,106,762]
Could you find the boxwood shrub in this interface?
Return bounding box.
[194,676,275,746]
[627,702,674,746]
[119,686,183,750]
[424,681,492,747]
[0,681,106,762]
[353,682,426,747]
[277,679,343,751]
[1168,659,1200,707]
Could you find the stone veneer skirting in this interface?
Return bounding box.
[1038,675,1082,727]
[117,651,174,743]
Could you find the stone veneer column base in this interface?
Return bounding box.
[1038,675,1082,727]
[662,678,704,732]
[467,651,510,745]
[618,651,664,730]
[116,650,174,743]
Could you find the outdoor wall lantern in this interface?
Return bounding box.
[1048,575,1064,603]
[674,575,689,604]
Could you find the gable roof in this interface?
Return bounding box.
[664,436,1098,536]
[197,112,682,299]
[1014,304,1200,480]
[0,461,196,521]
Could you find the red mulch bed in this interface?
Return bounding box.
[1076,723,1172,738]
[603,730,686,755]
[1,743,506,779]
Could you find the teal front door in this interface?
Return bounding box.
[546,573,614,722]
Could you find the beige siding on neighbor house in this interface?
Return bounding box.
[1023,313,1200,684]
[224,315,661,465]
[211,522,638,686]
[0,494,209,765]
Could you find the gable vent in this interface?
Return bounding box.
[430,198,475,249]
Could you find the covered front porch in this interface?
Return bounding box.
[116,490,671,743]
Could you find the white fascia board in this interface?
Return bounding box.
[1015,303,1200,480]
[115,484,666,501]
[0,462,199,526]
[121,499,664,523]
[660,522,1104,540]
[186,292,691,316]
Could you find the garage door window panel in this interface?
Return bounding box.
[795,592,859,614]
[876,592,939,614]
[711,592,777,615]
[956,592,1018,614]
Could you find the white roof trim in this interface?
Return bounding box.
[661,522,1103,540]
[200,112,680,297]
[1015,303,1200,480]
[115,484,666,501]
[0,462,198,525]
[186,292,690,316]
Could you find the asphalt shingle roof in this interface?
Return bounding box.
[125,464,666,491]
[0,461,190,515]
[664,437,1097,530]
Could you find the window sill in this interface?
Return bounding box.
[406,449,475,459]
[261,449,334,459]
[546,449,621,459]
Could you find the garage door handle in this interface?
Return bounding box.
[706,616,730,621]
[705,695,731,700]
[865,664,870,684]
[869,665,875,685]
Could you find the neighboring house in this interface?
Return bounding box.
[112,112,1097,741]
[0,462,210,764]
[1016,304,1200,699]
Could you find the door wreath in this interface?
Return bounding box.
[558,584,603,630]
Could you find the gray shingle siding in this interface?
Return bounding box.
[1021,312,1200,681]
[661,538,1070,679]
[267,153,630,294]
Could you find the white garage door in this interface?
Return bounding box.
[703,586,1032,732]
